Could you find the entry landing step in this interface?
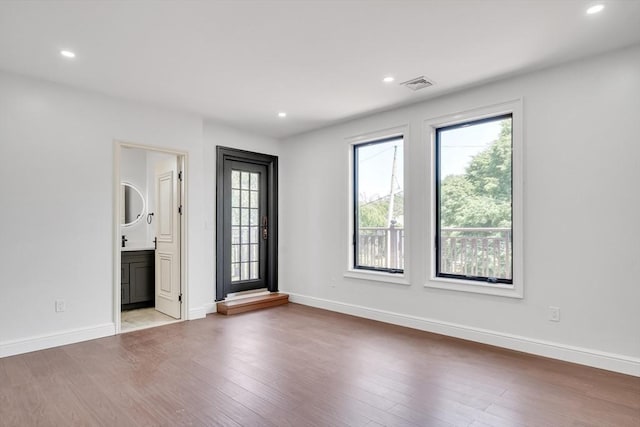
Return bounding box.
[217,292,289,315]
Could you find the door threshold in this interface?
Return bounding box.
[120,319,182,334]
[217,292,289,315]
[225,288,270,301]
[120,307,182,334]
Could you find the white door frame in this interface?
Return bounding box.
[113,141,189,334]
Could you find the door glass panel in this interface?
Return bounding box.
[231,208,240,226]
[231,263,240,281]
[231,171,240,189]
[231,170,261,282]
[231,189,240,207]
[250,226,259,243]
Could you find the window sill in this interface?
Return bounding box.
[425,277,523,299]
[344,269,410,285]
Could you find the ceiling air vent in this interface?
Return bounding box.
[400,76,434,91]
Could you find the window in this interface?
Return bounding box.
[436,114,512,284]
[230,170,261,282]
[353,136,404,273]
[430,100,523,298]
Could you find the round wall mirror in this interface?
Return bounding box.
[121,182,146,227]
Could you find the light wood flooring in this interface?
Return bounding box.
[1,303,638,426]
[121,307,179,333]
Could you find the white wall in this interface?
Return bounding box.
[0,70,278,354]
[279,45,640,375]
[1,45,637,375]
[202,119,281,303]
[0,70,204,350]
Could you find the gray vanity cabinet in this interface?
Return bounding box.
[121,250,155,309]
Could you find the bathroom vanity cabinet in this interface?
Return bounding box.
[121,250,155,310]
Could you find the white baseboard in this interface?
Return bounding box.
[204,302,217,314]
[188,307,206,319]
[188,302,217,320]
[0,323,115,358]
[288,293,640,377]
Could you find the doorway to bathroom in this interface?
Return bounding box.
[114,142,188,334]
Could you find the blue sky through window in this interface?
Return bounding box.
[440,121,501,177]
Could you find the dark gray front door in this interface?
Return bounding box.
[224,161,268,293]
[216,147,278,300]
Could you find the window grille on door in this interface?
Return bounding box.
[230,170,260,281]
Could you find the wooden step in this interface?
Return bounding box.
[217,292,289,315]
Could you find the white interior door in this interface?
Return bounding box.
[155,157,181,319]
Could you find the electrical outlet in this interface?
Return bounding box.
[548,306,560,322]
[55,299,66,313]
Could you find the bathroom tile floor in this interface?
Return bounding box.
[120,307,180,333]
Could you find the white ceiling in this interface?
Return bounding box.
[1,1,639,139]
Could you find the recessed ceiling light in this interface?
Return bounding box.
[60,50,76,58]
[586,4,604,14]
[383,76,395,83]
[278,112,287,118]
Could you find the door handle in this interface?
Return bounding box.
[262,216,268,240]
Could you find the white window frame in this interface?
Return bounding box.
[345,125,410,285]
[425,99,524,298]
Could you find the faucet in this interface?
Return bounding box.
[121,235,128,248]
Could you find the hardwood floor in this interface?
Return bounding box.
[1,303,638,426]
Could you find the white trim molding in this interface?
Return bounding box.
[424,99,524,298]
[188,302,217,320]
[204,302,217,314]
[188,307,207,320]
[346,124,411,285]
[343,270,409,285]
[0,323,115,358]
[288,293,640,377]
